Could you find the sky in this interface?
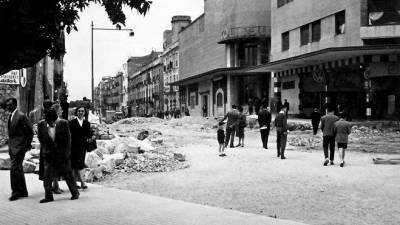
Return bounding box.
[64,0,204,101]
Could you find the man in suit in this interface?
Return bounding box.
[283,99,290,116]
[37,108,79,203]
[220,104,239,148]
[274,105,288,159]
[321,107,339,166]
[5,97,34,201]
[258,105,271,149]
[311,108,321,135]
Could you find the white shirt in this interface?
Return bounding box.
[47,123,56,141]
[77,118,83,127]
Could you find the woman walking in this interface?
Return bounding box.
[69,106,93,189]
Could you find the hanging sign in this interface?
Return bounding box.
[0,70,20,85]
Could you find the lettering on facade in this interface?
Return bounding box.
[220,26,268,42]
[0,70,20,85]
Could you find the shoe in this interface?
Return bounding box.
[39,198,54,203]
[330,161,334,165]
[340,162,345,167]
[229,145,235,148]
[277,154,280,158]
[53,189,62,194]
[220,153,227,157]
[281,156,286,160]
[241,144,244,147]
[9,195,19,201]
[323,159,329,166]
[76,184,82,189]
[219,154,223,157]
[70,194,80,200]
[81,185,88,190]
[235,144,241,147]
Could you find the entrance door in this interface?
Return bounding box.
[202,95,208,117]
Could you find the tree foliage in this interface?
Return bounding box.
[0,0,152,75]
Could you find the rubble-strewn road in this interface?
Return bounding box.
[98,117,400,225]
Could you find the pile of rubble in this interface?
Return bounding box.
[288,135,322,149]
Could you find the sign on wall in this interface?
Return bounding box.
[0,70,20,85]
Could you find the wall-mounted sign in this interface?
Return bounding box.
[20,69,27,87]
[0,70,20,85]
[220,26,268,42]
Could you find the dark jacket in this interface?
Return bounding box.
[311,111,321,125]
[221,109,240,129]
[334,119,352,143]
[69,118,92,169]
[258,109,271,128]
[274,112,287,132]
[37,119,71,164]
[8,110,34,156]
[321,113,339,136]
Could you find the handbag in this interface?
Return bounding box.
[87,138,97,152]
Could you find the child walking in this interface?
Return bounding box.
[217,121,226,157]
[334,112,352,167]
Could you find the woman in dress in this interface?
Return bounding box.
[69,106,93,189]
[236,105,247,147]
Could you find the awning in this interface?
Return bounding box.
[247,45,400,75]
[170,67,268,86]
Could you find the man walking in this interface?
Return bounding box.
[321,108,339,166]
[274,105,288,159]
[220,104,239,148]
[5,97,34,201]
[258,105,271,149]
[311,108,321,135]
[283,99,290,116]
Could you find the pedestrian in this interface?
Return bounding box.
[5,97,34,201]
[217,121,226,157]
[311,108,321,135]
[69,106,93,189]
[165,109,169,119]
[334,112,352,167]
[258,105,271,149]
[283,99,290,116]
[37,108,80,203]
[236,105,246,147]
[248,98,254,115]
[254,97,261,115]
[321,107,339,166]
[276,99,283,113]
[60,96,69,120]
[274,105,288,159]
[220,104,240,148]
[185,107,190,116]
[202,104,207,117]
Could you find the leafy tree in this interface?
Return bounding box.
[0,0,152,75]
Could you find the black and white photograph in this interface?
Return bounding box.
[0,0,400,224]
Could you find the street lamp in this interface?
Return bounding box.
[91,21,134,116]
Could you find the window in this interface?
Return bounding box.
[335,10,345,34]
[277,0,285,7]
[300,24,310,46]
[282,81,295,90]
[216,93,223,107]
[282,31,290,51]
[311,20,321,42]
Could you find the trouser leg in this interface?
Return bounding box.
[229,128,235,147]
[43,163,54,200]
[322,136,329,159]
[280,132,287,157]
[276,132,281,156]
[224,128,232,147]
[329,137,335,161]
[10,150,28,197]
[62,170,79,196]
[312,124,318,135]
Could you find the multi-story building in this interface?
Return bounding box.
[127,51,162,116]
[174,0,271,117]
[252,0,400,118]
[161,16,191,112]
[96,73,123,116]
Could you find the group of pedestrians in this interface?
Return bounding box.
[4,97,93,203]
[217,103,352,167]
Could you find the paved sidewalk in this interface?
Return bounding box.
[0,171,306,225]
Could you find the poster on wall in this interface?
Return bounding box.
[0,70,20,85]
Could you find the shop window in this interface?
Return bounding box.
[335,11,346,34]
[300,24,310,46]
[282,81,295,90]
[311,20,321,42]
[282,31,290,51]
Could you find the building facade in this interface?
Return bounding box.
[176,0,272,117]
[252,0,400,118]
[161,16,192,112]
